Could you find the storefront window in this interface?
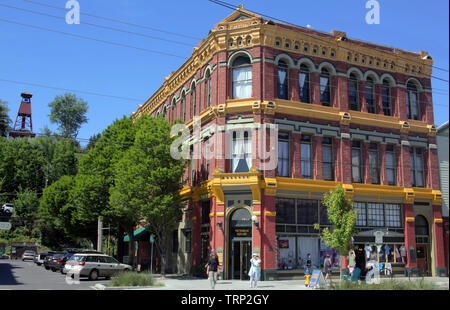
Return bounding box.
[367,203,384,227]
[276,198,295,224]
[297,199,318,225]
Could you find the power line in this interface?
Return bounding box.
[0,77,145,103]
[208,0,450,82]
[22,0,202,41]
[0,2,194,47]
[0,18,187,59]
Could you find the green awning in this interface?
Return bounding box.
[123,227,149,242]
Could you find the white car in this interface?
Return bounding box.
[22,250,36,261]
[63,253,132,281]
[1,204,13,216]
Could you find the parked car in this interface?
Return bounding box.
[48,253,66,272]
[64,253,132,280]
[57,252,75,274]
[22,250,36,261]
[0,204,13,216]
[43,253,62,270]
[35,251,55,266]
[0,254,9,259]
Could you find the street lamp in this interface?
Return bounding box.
[251,215,259,230]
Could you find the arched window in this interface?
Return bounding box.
[320,68,331,106]
[162,105,167,118]
[348,73,359,111]
[205,70,211,107]
[415,215,429,237]
[191,83,197,117]
[382,79,392,116]
[181,91,186,122]
[172,97,177,120]
[277,60,289,100]
[231,55,252,99]
[406,81,420,120]
[299,64,310,103]
[365,77,376,113]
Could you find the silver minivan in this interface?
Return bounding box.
[63,253,132,280]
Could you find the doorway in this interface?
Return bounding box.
[416,244,428,275]
[415,215,430,276]
[231,239,252,280]
[228,208,252,280]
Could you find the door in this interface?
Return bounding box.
[416,244,428,275]
[231,240,252,280]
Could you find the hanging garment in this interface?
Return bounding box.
[400,246,407,257]
[384,245,391,256]
[364,245,372,259]
[395,246,401,260]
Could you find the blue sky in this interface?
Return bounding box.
[0,0,448,144]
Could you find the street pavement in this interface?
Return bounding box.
[0,259,110,290]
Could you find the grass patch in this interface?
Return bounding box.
[107,271,164,287]
[330,278,444,290]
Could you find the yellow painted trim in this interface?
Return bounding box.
[265,211,277,217]
[209,213,215,218]
[434,218,443,223]
[216,212,225,217]
[406,217,415,222]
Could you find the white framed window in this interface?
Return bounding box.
[232,56,252,99]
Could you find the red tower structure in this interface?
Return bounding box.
[9,92,36,139]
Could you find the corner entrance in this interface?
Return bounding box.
[228,208,252,280]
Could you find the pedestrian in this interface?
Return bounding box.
[248,253,261,288]
[306,253,312,269]
[323,253,332,280]
[348,250,356,275]
[205,250,220,289]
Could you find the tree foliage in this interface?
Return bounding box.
[314,186,357,256]
[0,99,11,137]
[48,93,88,139]
[109,115,187,271]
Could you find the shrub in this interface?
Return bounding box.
[331,279,443,290]
[108,271,163,287]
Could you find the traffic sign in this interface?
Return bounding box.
[0,222,11,230]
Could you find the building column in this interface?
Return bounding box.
[261,193,277,280]
[375,83,384,115]
[340,130,352,184]
[290,68,299,102]
[432,205,447,276]
[191,200,202,268]
[420,91,434,125]
[395,87,407,121]
[363,141,371,184]
[310,72,321,105]
[210,195,225,275]
[359,80,367,112]
[404,204,418,276]
[336,75,349,111]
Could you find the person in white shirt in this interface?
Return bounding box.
[248,253,261,288]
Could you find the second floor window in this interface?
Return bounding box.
[369,143,380,184]
[232,130,252,173]
[182,92,186,122]
[192,84,197,117]
[382,80,392,116]
[277,60,289,100]
[299,64,310,103]
[206,70,211,107]
[348,74,359,111]
[386,144,396,185]
[320,68,331,106]
[301,135,312,179]
[352,141,363,183]
[365,77,376,113]
[278,132,290,177]
[410,147,424,187]
[406,82,420,120]
[322,137,334,181]
[232,56,252,99]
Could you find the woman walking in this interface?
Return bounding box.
[323,253,332,281]
[248,253,261,288]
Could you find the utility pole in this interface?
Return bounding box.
[97,216,103,253]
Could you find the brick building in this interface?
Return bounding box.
[133,8,446,279]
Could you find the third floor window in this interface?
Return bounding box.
[277,60,289,100]
[299,64,310,103]
[232,56,252,99]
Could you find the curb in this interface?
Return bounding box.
[93,283,166,290]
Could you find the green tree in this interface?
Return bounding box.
[48,93,88,139]
[0,99,11,137]
[314,186,357,280]
[109,115,187,272]
[70,116,136,255]
[12,189,40,238]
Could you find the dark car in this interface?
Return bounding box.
[44,252,63,270]
[57,252,75,274]
[48,253,66,272]
[35,251,55,266]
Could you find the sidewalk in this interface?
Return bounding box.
[94,274,449,290]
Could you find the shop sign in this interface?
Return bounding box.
[308,270,327,289]
[279,240,289,249]
[232,228,251,238]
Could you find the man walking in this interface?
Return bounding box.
[205,250,220,289]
